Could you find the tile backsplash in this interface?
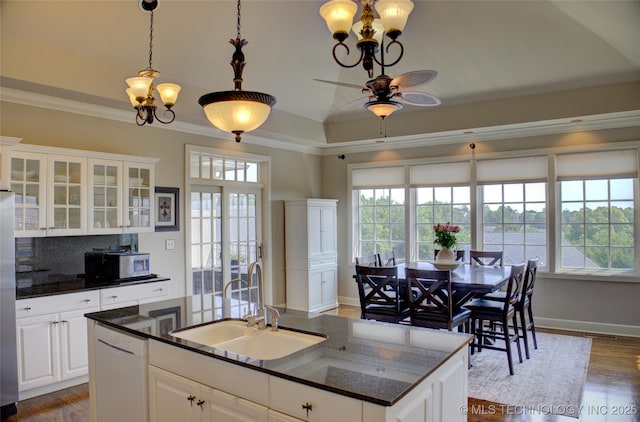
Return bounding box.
[15,234,138,286]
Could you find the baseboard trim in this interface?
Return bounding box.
[534,317,639,338]
[338,296,360,308]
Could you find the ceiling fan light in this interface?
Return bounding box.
[157,83,181,107]
[320,0,358,37]
[352,18,385,44]
[199,91,276,136]
[375,0,414,35]
[126,76,153,101]
[366,100,402,118]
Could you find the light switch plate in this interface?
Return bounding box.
[165,239,175,250]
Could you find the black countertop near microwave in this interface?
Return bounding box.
[16,275,169,299]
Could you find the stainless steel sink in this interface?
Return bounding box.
[170,320,326,360]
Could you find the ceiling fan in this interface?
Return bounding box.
[315,69,441,120]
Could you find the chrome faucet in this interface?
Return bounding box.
[265,306,280,331]
[244,261,268,329]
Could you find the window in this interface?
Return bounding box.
[481,182,547,264]
[560,178,634,270]
[415,186,471,261]
[354,188,406,261]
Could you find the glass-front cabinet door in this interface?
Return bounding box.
[47,155,86,235]
[88,159,122,233]
[124,163,154,233]
[11,152,47,237]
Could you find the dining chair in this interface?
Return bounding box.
[470,250,503,266]
[480,258,540,359]
[465,262,525,375]
[355,255,379,266]
[405,268,471,332]
[378,250,396,266]
[355,265,409,324]
[433,249,466,262]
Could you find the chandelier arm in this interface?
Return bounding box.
[135,108,149,126]
[153,108,176,124]
[372,39,404,69]
[331,42,365,69]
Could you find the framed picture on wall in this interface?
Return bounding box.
[155,187,179,232]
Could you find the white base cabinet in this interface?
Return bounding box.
[149,366,269,422]
[16,281,169,399]
[16,291,100,399]
[285,199,338,313]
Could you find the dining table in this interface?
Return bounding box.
[396,262,512,309]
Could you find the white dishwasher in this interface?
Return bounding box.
[94,324,149,422]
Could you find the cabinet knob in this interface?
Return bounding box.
[40,227,47,231]
[52,320,59,324]
[84,299,92,303]
[110,295,118,299]
[187,395,195,406]
[24,306,32,311]
[197,400,205,410]
[302,402,313,417]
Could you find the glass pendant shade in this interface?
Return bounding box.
[366,100,402,118]
[200,93,274,134]
[320,0,358,36]
[157,83,181,107]
[126,76,153,101]
[126,88,140,107]
[352,18,385,44]
[375,0,414,34]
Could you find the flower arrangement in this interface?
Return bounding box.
[433,223,460,249]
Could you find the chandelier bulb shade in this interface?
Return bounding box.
[198,0,276,143]
[125,0,180,126]
[366,99,402,119]
[320,0,414,78]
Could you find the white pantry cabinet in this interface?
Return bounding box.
[285,199,338,313]
[15,291,100,399]
[149,366,269,422]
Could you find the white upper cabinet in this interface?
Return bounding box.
[11,144,158,237]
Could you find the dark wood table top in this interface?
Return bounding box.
[398,262,511,294]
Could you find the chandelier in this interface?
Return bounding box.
[199,0,276,143]
[125,0,181,126]
[319,0,414,78]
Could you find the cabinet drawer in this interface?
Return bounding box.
[16,290,100,318]
[269,376,361,422]
[100,281,168,307]
[308,256,337,269]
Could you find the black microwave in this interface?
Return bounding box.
[85,252,151,282]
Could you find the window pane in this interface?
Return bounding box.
[561,181,583,201]
[483,185,503,203]
[610,178,633,200]
[585,179,608,201]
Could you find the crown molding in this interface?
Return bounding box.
[2,87,638,157]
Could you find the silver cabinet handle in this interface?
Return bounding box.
[84,299,92,303]
[24,306,32,311]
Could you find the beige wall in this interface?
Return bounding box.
[322,127,640,336]
[1,101,323,306]
[3,100,639,336]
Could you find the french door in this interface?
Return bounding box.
[190,186,262,322]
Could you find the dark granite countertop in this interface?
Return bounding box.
[86,297,472,407]
[16,275,170,299]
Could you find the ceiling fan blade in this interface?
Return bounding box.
[313,79,367,90]
[391,70,438,89]
[397,91,441,106]
[343,96,372,110]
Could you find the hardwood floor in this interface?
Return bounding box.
[8,305,639,422]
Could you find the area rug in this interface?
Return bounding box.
[468,332,591,418]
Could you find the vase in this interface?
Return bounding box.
[436,247,456,261]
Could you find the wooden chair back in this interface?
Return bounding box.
[355,255,378,266]
[355,265,407,323]
[378,250,396,266]
[470,250,503,266]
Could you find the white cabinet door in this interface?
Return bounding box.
[149,366,203,422]
[268,410,304,422]
[11,152,47,237]
[59,307,99,380]
[320,205,337,256]
[16,313,59,391]
[88,158,123,234]
[203,387,269,422]
[123,162,154,233]
[47,154,86,235]
[308,267,337,313]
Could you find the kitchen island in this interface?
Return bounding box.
[86,297,472,422]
